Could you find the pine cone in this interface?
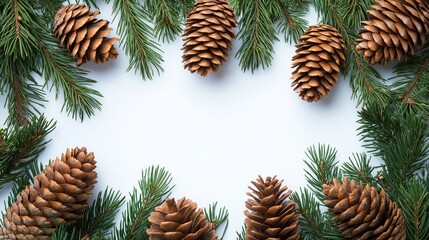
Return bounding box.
[182,0,237,76]
[323,177,406,240]
[0,147,97,240]
[147,197,217,240]
[356,0,429,65]
[244,176,300,240]
[53,4,119,66]
[291,24,347,102]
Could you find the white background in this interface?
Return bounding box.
[0,4,376,239]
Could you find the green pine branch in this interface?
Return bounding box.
[0,0,104,124]
[144,0,189,43]
[38,38,103,121]
[113,165,174,240]
[271,0,308,44]
[341,152,377,186]
[204,202,229,240]
[108,0,164,80]
[395,178,429,240]
[303,144,342,202]
[0,115,55,189]
[231,0,277,72]
[358,103,429,186]
[236,225,246,240]
[390,44,429,118]
[69,187,125,239]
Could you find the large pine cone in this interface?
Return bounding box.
[244,176,300,240]
[53,4,119,66]
[147,197,217,240]
[182,0,237,77]
[356,0,429,65]
[323,177,406,240]
[0,147,97,240]
[291,24,347,102]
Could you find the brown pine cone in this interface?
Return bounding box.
[323,177,406,240]
[182,0,237,76]
[356,0,429,65]
[244,176,300,240]
[53,4,119,66]
[147,197,217,240]
[0,147,97,240]
[291,24,347,102]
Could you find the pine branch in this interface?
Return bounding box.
[303,144,342,202]
[38,38,103,121]
[0,115,55,189]
[395,178,429,240]
[236,225,246,240]
[144,0,185,43]
[341,152,377,186]
[108,0,164,80]
[390,45,429,118]
[358,102,429,187]
[230,0,277,72]
[70,187,125,239]
[34,0,64,23]
[271,0,308,44]
[313,0,390,105]
[51,225,77,240]
[203,202,229,240]
[0,59,45,126]
[113,165,174,240]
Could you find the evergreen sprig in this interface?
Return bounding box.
[113,165,174,240]
[144,0,194,43]
[0,115,55,189]
[303,144,341,202]
[0,0,103,125]
[108,0,164,80]
[390,44,429,118]
[204,202,229,240]
[231,0,308,72]
[341,152,376,186]
[72,187,125,239]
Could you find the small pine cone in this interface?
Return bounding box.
[244,176,300,240]
[147,197,217,240]
[323,177,406,240]
[356,0,429,65]
[53,4,119,66]
[0,147,97,240]
[182,0,238,76]
[291,24,346,102]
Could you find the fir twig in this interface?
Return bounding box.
[144,0,189,43]
[342,152,376,186]
[203,202,229,240]
[108,0,164,80]
[70,187,125,239]
[0,116,55,189]
[38,38,103,121]
[231,0,277,72]
[113,166,174,240]
[395,178,429,240]
[271,0,308,44]
[303,144,341,202]
[290,189,326,240]
[236,225,246,240]
[390,44,429,118]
